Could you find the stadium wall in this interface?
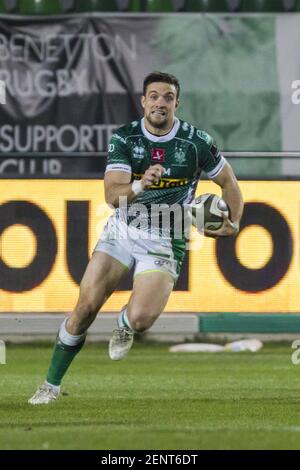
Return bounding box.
[2,313,300,343]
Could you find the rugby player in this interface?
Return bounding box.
[29,71,243,404]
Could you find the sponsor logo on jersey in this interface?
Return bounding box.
[112,133,126,144]
[188,125,194,140]
[196,130,212,145]
[182,122,189,131]
[133,145,145,159]
[154,259,171,267]
[106,163,132,173]
[151,148,165,162]
[133,173,188,189]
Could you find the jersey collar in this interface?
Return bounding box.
[141,117,180,142]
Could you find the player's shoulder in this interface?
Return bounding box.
[177,120,213,145]
[111,120,141,143]
[194,128,215,148]
[179,120,220,158]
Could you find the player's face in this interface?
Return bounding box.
[141,82,179,131]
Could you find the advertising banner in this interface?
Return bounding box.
[0,180,297,313]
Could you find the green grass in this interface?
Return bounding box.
[1,342,300,450]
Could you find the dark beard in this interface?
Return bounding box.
[146,114,168,130]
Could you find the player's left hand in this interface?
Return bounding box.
[204,214,239,239]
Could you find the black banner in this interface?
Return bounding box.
[0,15,154,154]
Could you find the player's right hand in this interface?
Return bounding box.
[205,213,240,239]
[141,164,165,189]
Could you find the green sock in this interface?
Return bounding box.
[46,336,85,386]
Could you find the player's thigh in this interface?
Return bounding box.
[77,251,128,310]
[128,272,174,329]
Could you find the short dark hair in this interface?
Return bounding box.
[143,71,180,99]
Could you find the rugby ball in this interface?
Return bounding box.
[188,193,229,232]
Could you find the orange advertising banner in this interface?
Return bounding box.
[0,180,297,312]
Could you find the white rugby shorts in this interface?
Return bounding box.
[94,216,185,280]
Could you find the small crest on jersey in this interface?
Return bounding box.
[173,142,188,167]
[182,122,189,131]
[151,148,165,162]
[174,149,186,165]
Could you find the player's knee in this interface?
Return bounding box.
[130,318,147,332]
[129,314,155,333]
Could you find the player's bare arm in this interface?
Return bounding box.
[205,162,244,238]
[105,164,165,207]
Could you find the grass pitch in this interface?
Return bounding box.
[1,342,300,450]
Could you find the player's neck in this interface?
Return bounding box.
[143,118,175,137]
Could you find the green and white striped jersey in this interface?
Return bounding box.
[105,117,226,238]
